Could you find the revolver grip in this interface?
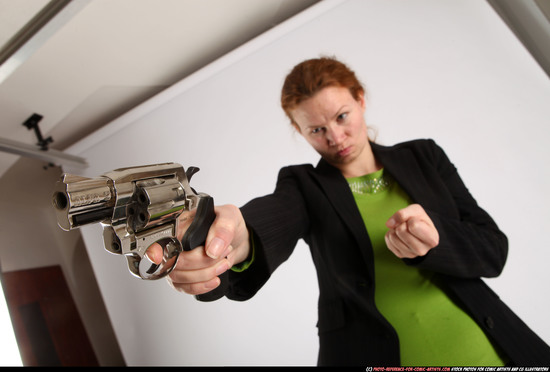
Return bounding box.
[181,195,228,302]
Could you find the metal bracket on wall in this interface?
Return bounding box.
[0,114,87,169]
[22,113,53,151]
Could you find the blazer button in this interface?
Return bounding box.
[484,316,495,329]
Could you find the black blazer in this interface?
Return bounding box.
[226,139,550,366]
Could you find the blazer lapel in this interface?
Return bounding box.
[310,159,376,279]
[371,142,431,206]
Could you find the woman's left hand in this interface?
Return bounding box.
[385,204,439,259]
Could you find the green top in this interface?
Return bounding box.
[348,169,506,366]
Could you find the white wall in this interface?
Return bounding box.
[0,157,124,366]
[65,0,550,366]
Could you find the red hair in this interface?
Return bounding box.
[281,57,365,124]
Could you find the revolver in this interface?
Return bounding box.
[52,162,227,302]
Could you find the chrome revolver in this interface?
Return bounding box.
[52,163,226,302]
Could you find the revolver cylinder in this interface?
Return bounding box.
[129,178,187,232]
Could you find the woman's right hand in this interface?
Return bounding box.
[147,204,250,295]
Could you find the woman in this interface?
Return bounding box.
[154,57,550,366]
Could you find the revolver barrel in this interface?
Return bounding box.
[52,174,115,231]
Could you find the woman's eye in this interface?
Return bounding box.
[311,127,323,134]
[337,113,348,122]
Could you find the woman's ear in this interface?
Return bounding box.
[358,92,366,110]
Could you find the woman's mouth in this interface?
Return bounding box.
[337,146,352,157]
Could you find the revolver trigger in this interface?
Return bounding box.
[185,166,200,182]
[145,263,160,275]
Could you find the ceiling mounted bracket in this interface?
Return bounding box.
[22,113,53,151]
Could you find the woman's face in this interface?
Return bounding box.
[291,86,370,173]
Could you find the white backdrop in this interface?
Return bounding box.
[65,0,550,366]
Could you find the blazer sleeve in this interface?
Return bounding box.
[225,166,310,301]
[406,139,508,279]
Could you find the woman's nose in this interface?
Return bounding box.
[326,125,345,146]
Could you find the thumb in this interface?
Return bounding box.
[386,205,416,228]
[386,211,406,229]
[386,204,430,229]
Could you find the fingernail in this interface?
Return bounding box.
[387,218,396,228]
[207,237,225,259]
